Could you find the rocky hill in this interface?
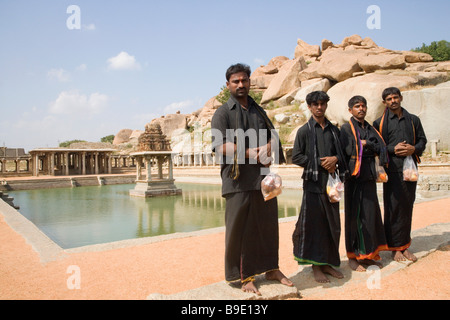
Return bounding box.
[112,34,450,153]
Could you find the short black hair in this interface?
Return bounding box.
[382,87,402,101]
[306,91,330,105]
[348,95,367,109]
[226,63,251,81]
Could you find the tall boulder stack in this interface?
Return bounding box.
[260,56,307,104]
[248,34,449,150]
[115,34,449,153]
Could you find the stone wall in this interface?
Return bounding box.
[419,175,450,191]
[402,82,450,151]
[0,174,136,191]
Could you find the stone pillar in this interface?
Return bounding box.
[64,152,69,175]
[32,153,39,176]
[168,155,173,180]
[145,157,152,181]
[49,152,55,176]
[94,152,99,174]
[157,156,163,179]
[136,157,142,180]
[81,152,86,175]
[107,154,112,174]
[430,139,439,158]
[41,155,47,175]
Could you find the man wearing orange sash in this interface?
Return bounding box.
[340,96,388,271]
[373,87,427,262]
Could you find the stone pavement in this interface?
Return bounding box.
[148,222,450,300]
[1,167,449,300]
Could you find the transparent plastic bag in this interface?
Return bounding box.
[375,156,388,183]
[403,155,418,181]
[326,173,344,203]
[261,173,282,201]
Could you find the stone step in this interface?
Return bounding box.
[0,192,19,209]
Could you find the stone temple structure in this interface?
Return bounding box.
[129,123,181,197]
[137,123,171,152]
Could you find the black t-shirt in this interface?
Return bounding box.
[340,121,379,182]
[211,96,272,196]
[292,117,340,193]
[373,108,427,173]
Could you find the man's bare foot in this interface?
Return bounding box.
[360,259,383,269]
[265,269,294,287]
[402,249,417,262]
[349,258,366,272]
[392,251,406,262]
[312,265,329,283]
[242,281,261,296]
[321,265,344,279]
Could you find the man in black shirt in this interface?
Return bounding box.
[291,91,348,283]
[211,63,293,295]
[373,87,427,262]
[340,96,388,272]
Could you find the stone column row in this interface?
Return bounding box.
[30,151,113,177]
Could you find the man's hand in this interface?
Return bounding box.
[257,142,272,166]
[394,141,415,157]
[320,156,338,173]
[246,147,260,162]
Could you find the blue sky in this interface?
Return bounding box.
[1,0,449,151]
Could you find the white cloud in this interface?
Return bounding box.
[76,64,87,71]
[107,51,141,71]
[254,58,265,66]
[82,23,96,31]
[49,91,109,115]
[47,68,70,82]
[163,100,198,114]
[131,112,159,128]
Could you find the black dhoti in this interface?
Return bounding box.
[292,191,341,267]
[383,172,417,250]
[224,190,279,283]
[345,179,388,260]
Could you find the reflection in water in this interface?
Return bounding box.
[10,183,302,249]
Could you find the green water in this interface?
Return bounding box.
[10,183,302,249]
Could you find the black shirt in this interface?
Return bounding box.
[373,108,427,173]
[211,96,273,196]
[340,120,379,182]
[292,117,341,193]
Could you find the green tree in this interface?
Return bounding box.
[412,40,450,61]
[216,85,230,104]
[101,135,115,144]
[59,139,86,147]
[215,86,263,105]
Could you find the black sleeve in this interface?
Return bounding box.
[412,115,427,156]
[210,106,231,152]
[339,123,353,161]
[292,125,309,168]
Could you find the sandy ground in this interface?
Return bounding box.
[1,188,449,300]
